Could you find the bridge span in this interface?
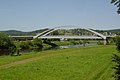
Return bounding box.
[39,36,102,39]
[10,35,104,41]
[9,26,115,45]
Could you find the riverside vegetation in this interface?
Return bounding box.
[0,45,116,80]
[0,32,118,80]
[112,36,120,80]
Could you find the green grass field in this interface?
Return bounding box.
[0,45,116,80]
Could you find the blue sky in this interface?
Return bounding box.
[0,0,120,31]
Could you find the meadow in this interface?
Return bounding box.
[0,45,116,80]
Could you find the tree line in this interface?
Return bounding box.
[0,33,43,56]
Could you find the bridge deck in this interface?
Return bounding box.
[39,36,102,39]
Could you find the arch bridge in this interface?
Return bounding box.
[33,26,106,40]
[10,26,108,44]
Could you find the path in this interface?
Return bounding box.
[0,53,63,69]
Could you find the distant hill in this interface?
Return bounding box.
[0,28,49,36]
[94,29,120,34]
[0,28,120,36]
[108,29,120,33]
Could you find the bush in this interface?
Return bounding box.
[16,40,34,51]
[108,37,115,45]
[79,40,83,44]
[19,41,30,50]
[0,33,16,55]
[97,41,104,45]
[16,38,43,52]
[32,38,43,51]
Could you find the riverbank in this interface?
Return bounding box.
[0,45,116,80]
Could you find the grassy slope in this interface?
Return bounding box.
[0,45,116,80]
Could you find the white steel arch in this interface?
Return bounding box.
[34,29,51,39]
[34,26,106,39]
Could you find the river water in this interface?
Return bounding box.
[60,43,97,49]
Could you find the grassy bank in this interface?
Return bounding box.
[0,45,116,80]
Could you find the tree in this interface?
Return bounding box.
[111,0,120,14]
[0,33,16,55]
[111,1,120,79]
[115,36,120,52]
[113,36,120,80]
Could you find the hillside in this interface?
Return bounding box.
[108,29,120,33]
[0,28,49,36]
[0,28,120,36]
[94,29,120,33]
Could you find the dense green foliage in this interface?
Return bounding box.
[32,38,43,51]
[18,41,31,50]
[111,0,120,14]
[0,33,16,55]
[112,54,120,80]
[0,45,115,80]
[113,36,120,80]
[115,36,120,52]
[16,38,43,51]
[16,39,92,52]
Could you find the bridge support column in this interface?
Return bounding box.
[60,38,64,41]
[103,39,107,45]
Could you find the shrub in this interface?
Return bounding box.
[19,41,30,50]
[16,38,43,52]
[97,41,104,45]
[0,33,16,55]
[16,41,33,51]
[32,38,43,51]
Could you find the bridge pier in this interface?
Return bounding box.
[60,38,64,41]
[103,39,107,45]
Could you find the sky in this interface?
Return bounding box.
[0,0,120,31]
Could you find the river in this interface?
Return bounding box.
[60,43,97,49]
